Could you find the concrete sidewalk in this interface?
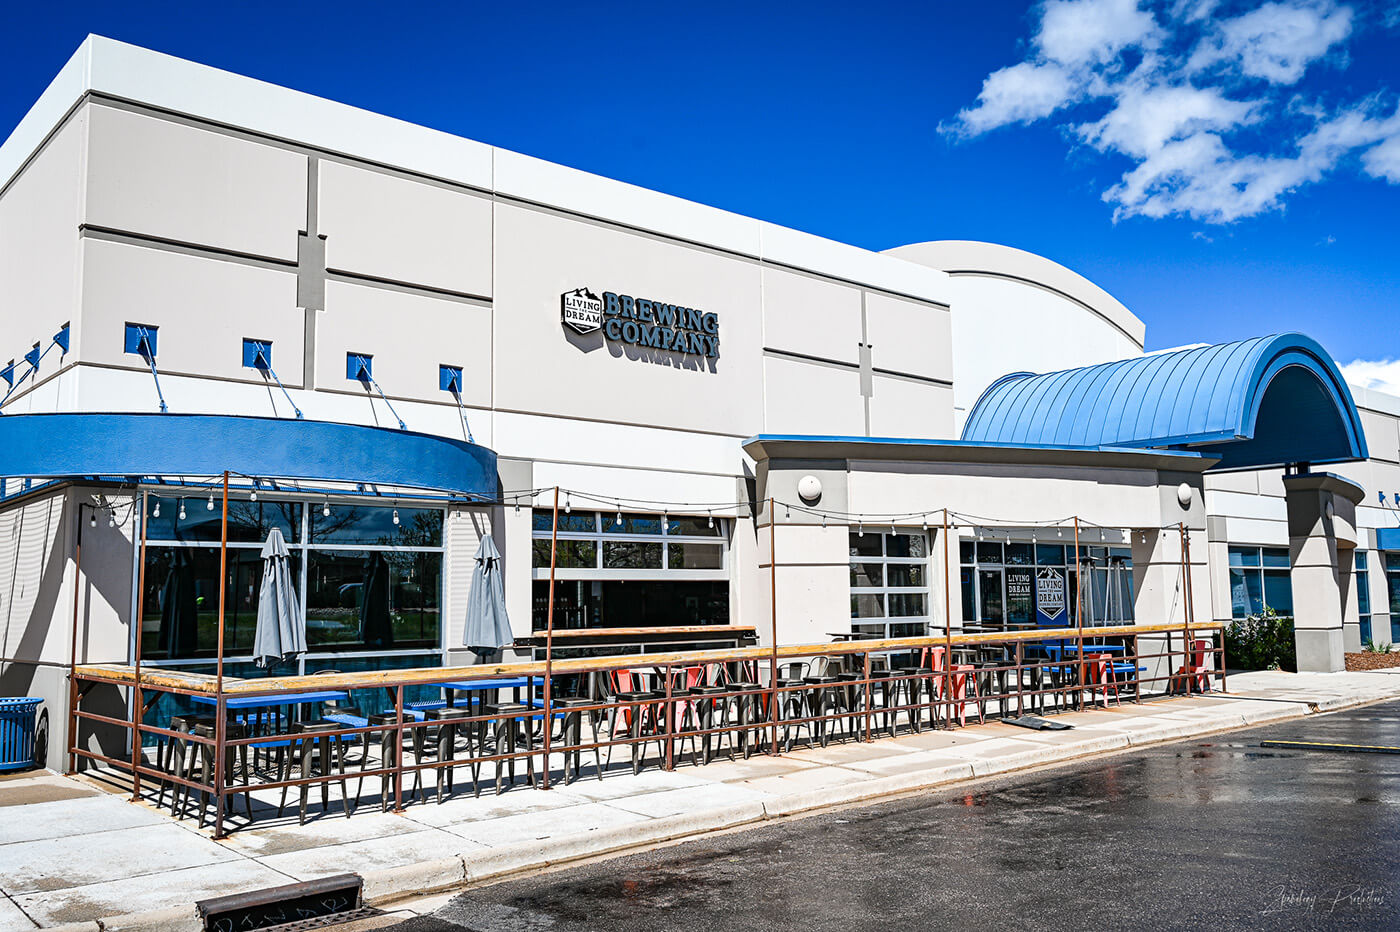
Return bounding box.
[4,668,1399,932]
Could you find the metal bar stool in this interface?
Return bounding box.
[159,713,213,813]
[278,720,353,824]
[482,702,536,793]
[189,721,252,828]
[554,697,603,784]
[357,711,401,811]
[425,707,476,802]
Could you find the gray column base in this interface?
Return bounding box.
[1294,628,1345,673]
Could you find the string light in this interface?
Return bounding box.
[88,510,97,529]
[177,499,186,521]
[152,501,160,518]
[707,510,714,529]
[249,488,258,502]
[564,494,571,515]
[108,511,116,528]
[206,492,215,511]
[392,508,400,526]
[322,498,331,518]
[615,507,623,526]
[857,522,864,537]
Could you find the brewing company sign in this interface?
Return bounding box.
[561,288,720,358]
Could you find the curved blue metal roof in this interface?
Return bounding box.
[0,413,498,497]
[961,333,1368,471]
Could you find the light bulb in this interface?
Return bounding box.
[858,523,864,537]
[322,501,331,518]
[392,508,400,525]
[207,493,215,511]
[249,489,257,502]
[707,510,714,529]
[178,501,186,521]
[88,512,97,529]
[921,516,928,531]
[615,508,622,526]
[661,511,668,529]
[108,511,115,528]
[152,502,160,518]
[564,494,571,514]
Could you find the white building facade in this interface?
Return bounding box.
[1,38,1396,769]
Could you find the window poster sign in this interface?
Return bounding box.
[1006,566,1033,625]
[1036,567,1066,624]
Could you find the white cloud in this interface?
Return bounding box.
[1076,82,1260,157]
[943,0,1400,223]
[1190,0,1354,85]
[1037,0,1162,65]
[1362,132,1400,182]
[1342,358,1400,397]
[953,61,1081,136]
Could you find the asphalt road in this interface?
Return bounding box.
[390,700,1400,932]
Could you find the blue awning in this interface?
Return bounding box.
[961,333,1368,472]
[0,413,497,498]
[1378,528,1400,552]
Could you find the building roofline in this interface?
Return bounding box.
[881,239,1145,346]
[742,434,1215,473]
[0,36,955,307]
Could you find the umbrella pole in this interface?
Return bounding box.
[214,472,230,838]
[541,486,560,790]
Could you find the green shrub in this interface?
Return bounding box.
[1224,607,1296,672]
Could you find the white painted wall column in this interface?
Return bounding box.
[1283,473,1364,673]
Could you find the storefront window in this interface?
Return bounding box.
[1386,553,1400,642]
[960,538,1133,628]
[848,531,930,639]
[139,497,444,662]
[530,510,729,629]
[1356,551,1371,644]
[1229,546,1292,618]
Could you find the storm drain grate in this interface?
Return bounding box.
[197,873,369,932]
[255,906,384,932]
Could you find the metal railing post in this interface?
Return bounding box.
[393,685,405,814]
[768,496,779,757]
[542,487,560,790]
[664,663,675,771]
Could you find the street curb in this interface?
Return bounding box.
[50,688,1400,931]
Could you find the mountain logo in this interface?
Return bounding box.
[561,288,603,334]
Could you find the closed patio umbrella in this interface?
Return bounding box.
[253,528,305,669]
[463,536,512,657]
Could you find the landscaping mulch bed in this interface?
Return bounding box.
[1344,652,1400,671]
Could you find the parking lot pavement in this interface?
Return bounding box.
[399,700,1400,932]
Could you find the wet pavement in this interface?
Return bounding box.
[395,700,1400,931]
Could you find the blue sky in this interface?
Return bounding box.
[2,1,1397,383]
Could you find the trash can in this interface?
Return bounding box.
[0,697,43,772]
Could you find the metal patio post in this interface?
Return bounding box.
[67,502,85,775]
[1074,517,1085,710]
[129,491,150,799]
[541,487,559,790]
[213,472,230,838]
[942,509,954,729]
[769,497,779,756]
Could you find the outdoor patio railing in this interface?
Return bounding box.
[68,621,1224,837]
